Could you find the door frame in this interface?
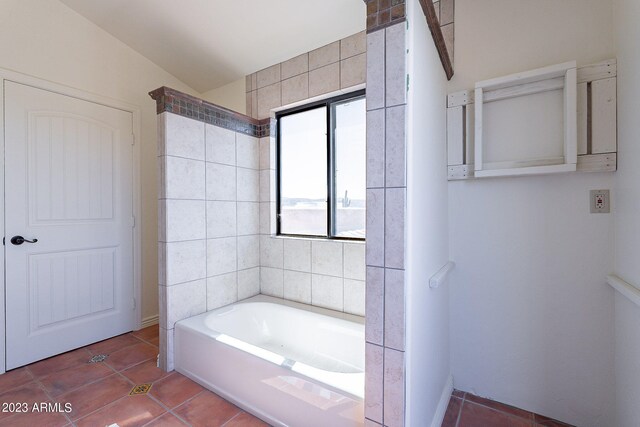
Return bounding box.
[0,68,142,374]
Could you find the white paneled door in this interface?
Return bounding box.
[4,81,135,369]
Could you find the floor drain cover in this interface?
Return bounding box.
[89,354,108,363]
[130,383,152,396]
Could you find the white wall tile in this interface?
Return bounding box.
[257,82,281,119]
[165,200,206,242]
[207,237,237,276]
[312,274,344,311]
[440,0,454,25]
[344,279,365,316]
[385,188,405,269]
[163,156,205,200]
[245,92,252,117]
[341,53,366,89]
[158,242,166,285]
[159,326,174,371]
[165,113,205,160]
[367,190,385,269]
[236,133,259,169]
[366,267,384,346]
[309,62,340,98]
[251,73,257,92]
[284,270,312,304]
[257,64,281,89]
[365,343,384,423]
[385,268,405,351]
[259,170,274,202]
[206,163,236,201]
[341,31,366,59]
[312,240,343,277]
[158,201,167,243]
[386,105,406,187]
[385,23,407,107]
[259,137,273,170]
[309,41,340,70]
[157,113,167,156]
[237,202,259,236]
[251,90,258,119]
[165,279,206,328]
[238,235,260,270]
[261,236,283,268]
[207,272,237,310]
[281,53,309,80]
[282,73,309,106]
[260,267,284,297]
[366,30,385,111]
[205,124,235,165]
[259,202,272,235]
[384,348,405,427]
[206,201,236,238]
[284,239,311,272]
[237,168,260,202]
[367,109,385,189]
[238,267,260,300]
[166,240,207,286]
[344,243,366,280]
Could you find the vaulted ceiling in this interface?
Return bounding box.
[60,0,365,93]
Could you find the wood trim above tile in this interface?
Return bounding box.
[418,0,454,80]
[149,86,269,137]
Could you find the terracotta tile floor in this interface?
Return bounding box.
[443,389,575,427]
[1,328,579,427]
[0,325,268,427]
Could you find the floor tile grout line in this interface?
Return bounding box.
[219,409,245,427]
[32,375,75,426]
[463,398,535,423]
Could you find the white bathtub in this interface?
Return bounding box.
[174,295,365,427]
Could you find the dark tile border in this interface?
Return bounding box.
[365,0,406,33]
[149,86,270,138]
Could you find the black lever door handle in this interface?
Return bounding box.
[11,236,38,245]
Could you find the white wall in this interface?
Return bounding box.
[0,0,200,324]
[201,78,246,114]
[448,1,617,425]
[405,1,451,425]
[612,0,640,425]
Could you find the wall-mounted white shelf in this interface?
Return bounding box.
[475,61,577,177]
[447,59,617,180]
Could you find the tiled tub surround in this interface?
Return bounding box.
[153,84,367,371]
[156,111,262,371]
[245,31,367,120]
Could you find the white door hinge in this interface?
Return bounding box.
[132,298,136,310]
[131,133,135,145]
[130,216,136,228]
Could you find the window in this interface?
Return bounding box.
[277,91,366,240]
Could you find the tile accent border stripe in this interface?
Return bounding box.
[149,86,270,137]
[365,0,407,33]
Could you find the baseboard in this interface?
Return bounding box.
[141,315,159,329]
[430,374,454,427]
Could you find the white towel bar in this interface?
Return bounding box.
[607,274,640,308]
[429,262,455,289]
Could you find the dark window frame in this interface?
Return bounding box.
[275,89,366,241]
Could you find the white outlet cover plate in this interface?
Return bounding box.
[590,189,610,213]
